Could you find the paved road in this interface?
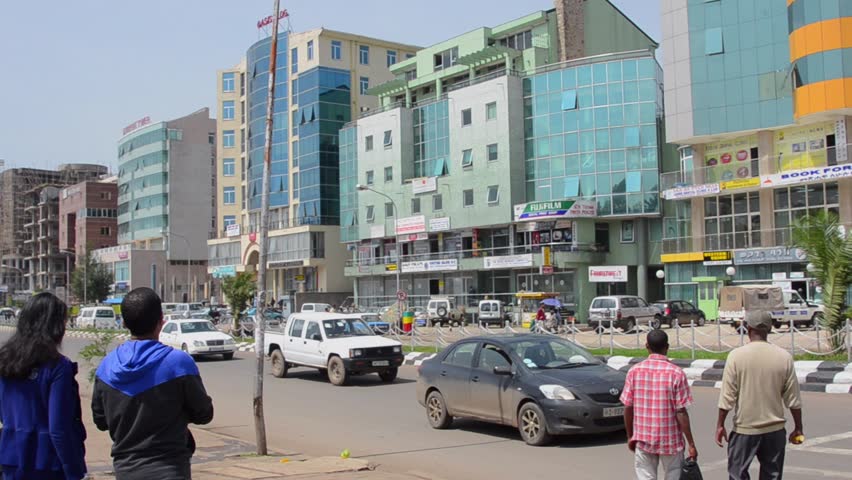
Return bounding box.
[7,333,852,480]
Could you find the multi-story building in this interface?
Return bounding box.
[659,0,852,319]
[341,1,666,313]
[115,109,215,302]
[208,27,418,302]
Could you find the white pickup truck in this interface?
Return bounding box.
[719,285,824,329]
[264,313,404,386]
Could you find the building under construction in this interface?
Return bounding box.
[0,164,108,298]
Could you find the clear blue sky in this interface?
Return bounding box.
[0,0,660,172]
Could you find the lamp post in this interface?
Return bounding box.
[163,230,192,302]
[356,184,401,318]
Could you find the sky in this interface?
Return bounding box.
[0,0,660,172]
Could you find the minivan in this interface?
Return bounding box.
[587,295,662,332]
[77,307,119,330]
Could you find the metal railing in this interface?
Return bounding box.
[444,68,522,93]
[358,101,404,120]
[210,215,339,239]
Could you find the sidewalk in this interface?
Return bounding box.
[80,389,438,480]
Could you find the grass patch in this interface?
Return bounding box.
[69,327,127,335]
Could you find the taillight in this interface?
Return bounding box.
[616,310,622,320]
[665,307,671,316]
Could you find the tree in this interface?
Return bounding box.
[70,251,112,304]
[221,272,257,330]
[791,211,852,348]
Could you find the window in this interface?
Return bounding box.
[406,53,414,59]
[223,158,235,176]
[331,40,342,60]
[366,170,374,185]
[562,90,578,110]
[291,47,298,73]
[223,215,236,227]
[222,72,235,92]
[462,149,473,168]
[223,130,235,148]
[384,166,393,182]
[433,194,443,211]
[365,135,374,151]
[463,189,474,207]
[411,198,421,214]
[292,172,299,199]
[444,342,476,367]
[387,49,397,67]
[307,40,314,60]
[486,102,497,121]
[222,100,235,120]
[100,227,111,236]
[461,108,472,126]
[478,344,511,370]
[100,191,111,200]
[498,30,533,51]
[365,205,375,223]
[360,76,369,95]
[621,220,635,243]
[487,143,498,161]
[359,45,370,65]
[487,185,499,205]
[773,183,839,245]
[223,187,236,205]
[433,47,458,70]
[704,192,761,250]
[289,319,305,337]
[705,27,724,55]
[385,202,394,217]
[383,130,392,147]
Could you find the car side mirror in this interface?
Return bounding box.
[493,365,513,376]
[311,333,322,341]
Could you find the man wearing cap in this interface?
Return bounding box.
[716,310,803,479]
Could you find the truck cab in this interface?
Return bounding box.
[265,313,403,386]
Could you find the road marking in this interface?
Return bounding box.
[784,466,852,478]
[793,446,852,456]
[790,431,852,449]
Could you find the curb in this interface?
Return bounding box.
[0,324,131,341]
[402,353,852,395]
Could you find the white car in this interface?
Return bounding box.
[159,319,237,360]
[264,313,404,385]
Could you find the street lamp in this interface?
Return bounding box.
[655,269,665,279]
[356,184,401,318]
[163,230,192,303]
[806,263,816,273]
[725,266,736,277]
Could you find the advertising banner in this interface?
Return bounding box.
[702,251,732,266]
[429,217,450,232]
[733,247,807,265]
[514,199,596,221]
[760,164,852,188]
[589,266,628,283]
[703,135,758,183]
[395,215,426,235]
[774,121,833,171]
[662,183,721,200]
[720,177,760,191]
[225,224,241,237]
[483,254,533,269]
[401,259,458,273]
[412,177,438,195]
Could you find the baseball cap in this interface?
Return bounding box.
[745,310,773,330]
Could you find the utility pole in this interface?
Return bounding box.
[253,0,280,456]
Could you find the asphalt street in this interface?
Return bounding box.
[8,333,852,480]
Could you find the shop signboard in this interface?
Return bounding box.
[398,232,428,243]
[513,199,596,221]
[401,259,458,273]
[760,164,852,188]
[733,247,807,265]
[483,254,533,269]
[702,251,732,266]
[395,215,426,235]
[703,135,758,183]
[662,183,721,200]
[720,177,760,191]
[588,266,628,283]
[429,217,450,232]
[774,121,833,171]
[411,177,437,194]
[212,265,237,279]
[225,224,241,237]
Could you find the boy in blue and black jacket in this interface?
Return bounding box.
[92,288,213,480]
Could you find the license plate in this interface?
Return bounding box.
[372,360,390,367]
[210,346,224,351]
[603,407,624,418]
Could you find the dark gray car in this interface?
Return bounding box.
[415,334,626,446]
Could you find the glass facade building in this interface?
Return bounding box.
[412,100,450,178]
[339,125,358,243]
[523,56,662,216]
[117,124,169,242]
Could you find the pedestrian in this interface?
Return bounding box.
[92,287,214,480]
[621,329,697,480]
[716,310,803,480]
[0,292,87,480]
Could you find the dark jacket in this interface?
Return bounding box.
[91,340,213,476]
[0,356,87,480]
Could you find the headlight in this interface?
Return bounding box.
[539,385,576,401]
[350,349,363,357]
[392,346,401,353]
[192,340,206,347]
[224,338,235,345]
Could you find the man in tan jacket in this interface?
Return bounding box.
[715,310,803,479]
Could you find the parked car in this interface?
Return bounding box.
[265,313,404,385]
[651,300,706,328]
[77,307,119,330]
[719,285,823,329]
[587,295,662,332]
[358,313,390,334]
[412,306,428,327]
[426,297,465,326]
[416,334,626,446]
[301,303,332,313]
[0,307,16,323]
[159,318,236,360]
[477,300,511,326]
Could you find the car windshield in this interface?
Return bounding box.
[592,298,616,309]
[181,321,217,333]
[189,304,202,311]
[322,318,374,338]
[95,310,114,317]
[509,339,600,370]
[361,314,382,323]
[652,302,668,310]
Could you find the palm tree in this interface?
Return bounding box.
[791,211,852,349]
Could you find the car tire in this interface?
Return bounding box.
[327,356,348,386]
[181,344,189,353]
[222,352,234,361]
[650,315,662,330]
[622,317,636,333]
[697,315,706,327]
[379,368,398,383]
[518,403,551,446]
[426,391,453,429]
[270,349,287,378]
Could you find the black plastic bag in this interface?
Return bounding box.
[680,458,703,480]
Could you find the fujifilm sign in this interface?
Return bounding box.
[761,164,852,187]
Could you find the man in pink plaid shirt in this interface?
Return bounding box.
[620,330,698,479]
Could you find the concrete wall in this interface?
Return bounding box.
[215,63,245,234]
[661,0,695,143]
[583,0,658,57]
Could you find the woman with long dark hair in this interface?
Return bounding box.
[0,293,87,480]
